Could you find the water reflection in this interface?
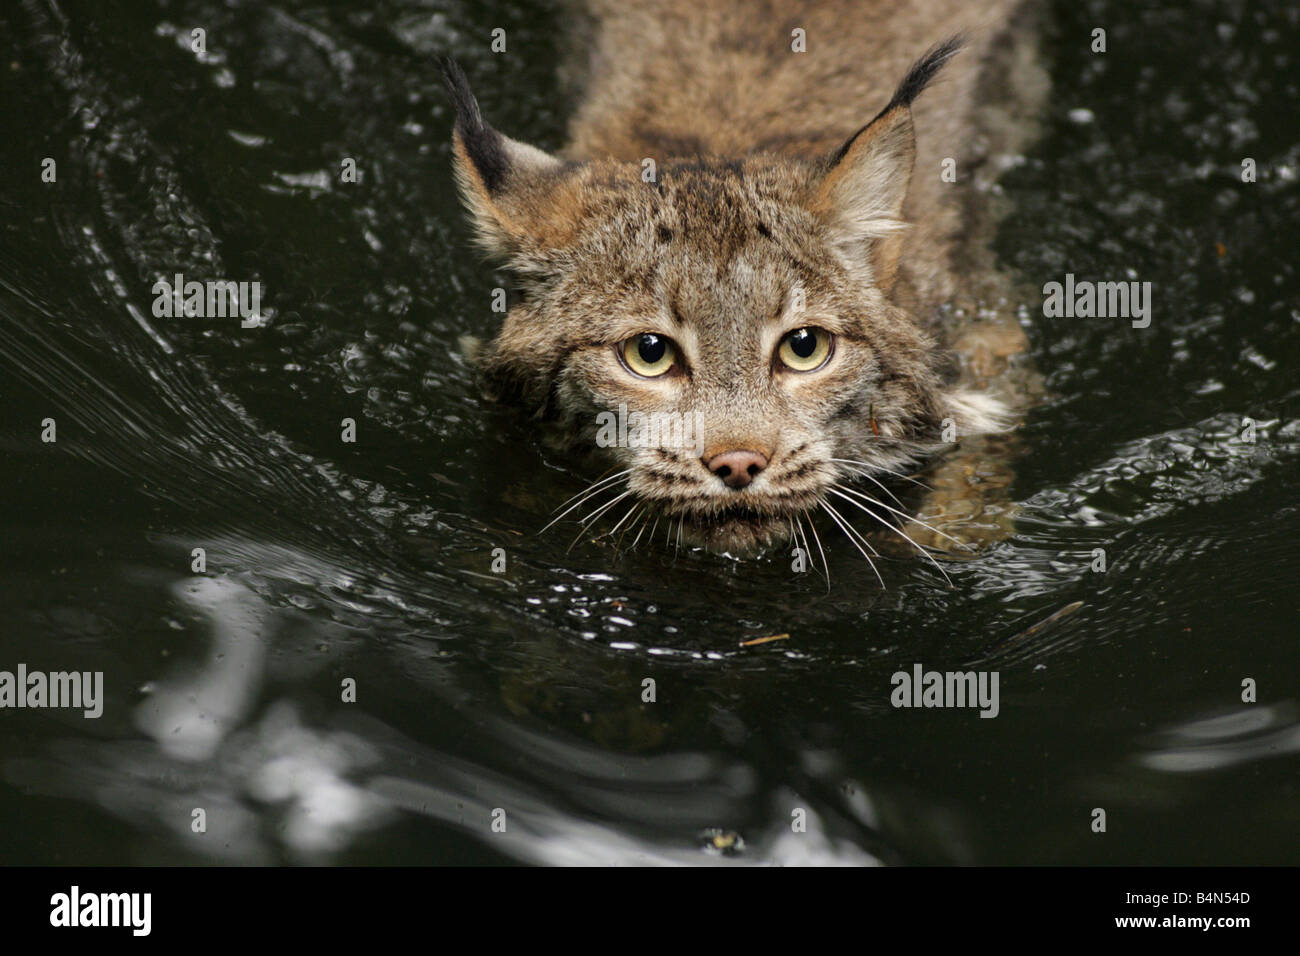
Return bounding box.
[1138,703,1300,774]
[1,0,1297,865]
[136,578,266,762]
[7,573,883,863]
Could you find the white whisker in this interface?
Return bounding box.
[565,490,634,553]
[830,461,908,509]
[551,468,630,512]
[607,502,643,548]
[820,499,885,589]
[540,470,632,533]
[829,458,931,491]
[804,514,831,590]
[630,509,653,551]
[831,483,971,551]
[828,486,954,586]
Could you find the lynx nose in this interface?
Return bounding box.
[705,450,769,489]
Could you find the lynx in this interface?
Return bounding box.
[441,0,1043,571]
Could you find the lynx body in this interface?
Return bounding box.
[443,0,1043,560]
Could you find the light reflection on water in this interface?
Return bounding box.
[0,0,1297,864]
[1139,704,1300,774]
[9,575,880,864]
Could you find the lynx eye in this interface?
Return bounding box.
[619,333,677,377]
[777,327,833,372]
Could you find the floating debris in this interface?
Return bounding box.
[739,633,790,647]
[699,828,745,856]
[1003,601,1084,646]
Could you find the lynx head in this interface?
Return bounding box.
[440,39,1005,557]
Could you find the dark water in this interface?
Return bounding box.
[0,0,1295,865]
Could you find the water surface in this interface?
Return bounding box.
[0,0,1296,864]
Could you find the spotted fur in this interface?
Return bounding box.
[440,0,1034,556]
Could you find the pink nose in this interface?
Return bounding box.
[705,450,769,489]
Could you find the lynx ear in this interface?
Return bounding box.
[439,57,570,265]
[813,36,963,290]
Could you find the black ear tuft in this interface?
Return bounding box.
[885,34,965,113]
[438,56,510,193]
[829,35,965,167]
[438,56,484,134]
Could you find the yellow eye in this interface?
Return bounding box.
[620,333,677,377]
[778,327,833,371]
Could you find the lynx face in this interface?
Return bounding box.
[441,43,1004,557]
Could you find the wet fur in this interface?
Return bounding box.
[440,0,1041,559]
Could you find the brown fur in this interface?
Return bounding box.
[441,0,1044,560]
